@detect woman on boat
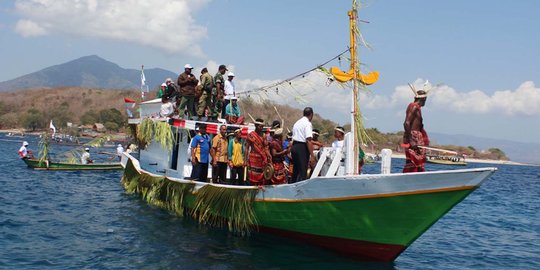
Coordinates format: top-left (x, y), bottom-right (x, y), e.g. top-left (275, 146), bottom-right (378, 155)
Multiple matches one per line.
top-left (269, 128), bottom-right (290, 185)
top-left (246, 118), bottom-right (271, 185)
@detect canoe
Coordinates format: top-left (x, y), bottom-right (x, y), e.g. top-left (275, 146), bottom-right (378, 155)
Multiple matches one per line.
top-left (427, 155), bottom-right (467, 166)
top-left (22, 158), bottom-right (122, 170)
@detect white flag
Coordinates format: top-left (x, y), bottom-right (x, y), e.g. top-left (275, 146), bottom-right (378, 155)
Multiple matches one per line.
top-left (49, 120), bottom-right (56, 136)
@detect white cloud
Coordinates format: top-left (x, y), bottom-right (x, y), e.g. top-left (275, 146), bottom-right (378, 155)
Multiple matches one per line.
top-left (14, 19), bottom-right (48, 37)
top-left (14, 0), bottom-right (209, 55)
top-left (359, 80), bottom-right (540, 116)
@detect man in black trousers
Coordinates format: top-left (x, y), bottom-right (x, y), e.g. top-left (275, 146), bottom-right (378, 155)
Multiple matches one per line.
top-left (290, 107), bottom-right (316, 183)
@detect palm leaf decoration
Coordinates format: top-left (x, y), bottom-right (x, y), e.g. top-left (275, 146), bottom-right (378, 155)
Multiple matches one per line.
top-left (121, 158), bottom-right (259, 234)
top-left (38, 132), bottom-right (50, 165)
top-left (153, 121), bottom-right (174, 150)
top-left (136, 118), bottom-right (154, 149)
top-left (190, 185), bottom-right (259, 235)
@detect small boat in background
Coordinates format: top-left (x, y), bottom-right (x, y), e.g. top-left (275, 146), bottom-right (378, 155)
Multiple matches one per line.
top-left (22, 158), bottom-right (122, 170)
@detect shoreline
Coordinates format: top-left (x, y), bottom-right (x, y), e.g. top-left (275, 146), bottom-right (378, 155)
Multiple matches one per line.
top-left (2, 130), bottom-right (537, 166)
top-left (388, 153), bottom-right (537, 166)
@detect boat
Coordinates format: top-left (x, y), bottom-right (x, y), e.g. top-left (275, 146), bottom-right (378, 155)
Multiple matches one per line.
top-left (118, 1), bottom-right (496, 261)
top-left (423, 146), bottom-right (467, 166)
top-left (22, 158), bottom-right (122, 170)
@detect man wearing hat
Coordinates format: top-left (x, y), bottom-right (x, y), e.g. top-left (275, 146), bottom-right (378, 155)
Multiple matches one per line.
top-left (18, 141), bottom-right (31, 159)
top-left (177, 64), bottom-right (199, 119)
top-left (81, 147), bottom-right (92, 164)
top-left (116, 144), bottom-right (124, 161)
top-left (211, 65), bottom-right (228, 120)
top-left (222, 72), bottom-right (236, 116)
top-left (246, 118), bottom-right (271, 185)
top-left (332, 126), bottom-right (346, 150)
top-left (224, 96), bottom-right (243, 124)
top-left (197, 67), bottom-right (214, 120)
top-left (402, 90), bottom-right (429, 173)
top-left (269, 128), bottom-right (290, 184)
top-left (164, 78), bottom-right (178, 101)
top-left (157, 83), bottom-right (166, 98)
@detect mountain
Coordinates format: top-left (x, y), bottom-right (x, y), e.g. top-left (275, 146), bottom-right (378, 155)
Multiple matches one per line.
top-left (0, 55), bottom-right (177, 92)
top-left (430, 132), bottom-right (540, 164)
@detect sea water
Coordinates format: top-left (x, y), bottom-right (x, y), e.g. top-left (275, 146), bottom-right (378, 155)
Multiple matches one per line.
top-left (1, 135), bottom-right (539, 269)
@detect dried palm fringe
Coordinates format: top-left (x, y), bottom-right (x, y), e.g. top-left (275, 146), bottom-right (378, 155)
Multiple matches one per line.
top-left (190, 185), bottom-right (259, 235)
top-left (121, 159), bottom-right (259, 235)
top-left (121, 159), bottom-right (194, 216)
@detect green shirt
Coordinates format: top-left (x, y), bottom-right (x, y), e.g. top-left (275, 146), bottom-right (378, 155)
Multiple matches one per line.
top-left (214, 72), bottom-right (224, 96)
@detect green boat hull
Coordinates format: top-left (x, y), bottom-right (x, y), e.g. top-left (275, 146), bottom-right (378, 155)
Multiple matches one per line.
top-left (121, 157), bottom-right (493, 261)
top-left (22, 158), bottom-right (122, 170)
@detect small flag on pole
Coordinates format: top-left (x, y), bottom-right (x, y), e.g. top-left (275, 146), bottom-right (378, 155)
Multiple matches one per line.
top-left (140, 65), bottom-right (148, 99)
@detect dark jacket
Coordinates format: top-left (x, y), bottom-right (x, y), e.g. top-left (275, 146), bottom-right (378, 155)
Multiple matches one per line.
top-left (177, 72), bottom-right (199, 96)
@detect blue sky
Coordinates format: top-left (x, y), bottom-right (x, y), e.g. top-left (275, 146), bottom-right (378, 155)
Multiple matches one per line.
top-left (1, 0), bottom-right (539, 143)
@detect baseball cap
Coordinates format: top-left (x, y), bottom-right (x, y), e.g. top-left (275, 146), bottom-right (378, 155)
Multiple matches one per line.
top-left (218, 64), bottom-right (228, 71)
top-left (84, 147), bottom-right (90, 151)
top-left (23, 141), bottom-right (29, 146)
top-left (227, 72), bottom-right (235, 77)
top-left (184, 64), bottom-right (193, 69)
top-left (161, 83), bottom-right (167, 87)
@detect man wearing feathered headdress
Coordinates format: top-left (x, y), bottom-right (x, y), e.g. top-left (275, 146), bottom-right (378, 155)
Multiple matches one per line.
top-left (402, 89), bottom-right (430, 173)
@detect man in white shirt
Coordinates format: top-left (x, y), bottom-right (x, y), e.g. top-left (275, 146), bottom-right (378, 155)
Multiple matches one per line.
top-left (160, 96), bottom-right (175, 117)
top-left (291, 107), bottom-right (316, 183)
top-left (116, 144), bottom-right (124, 161)
top-left (332, 126), bottom-right (345, 150)
top-left (222, 72), bottom-right (235, 116)
top-left (81, 148), bottom-right (92, 164)
top-left (18, 141), bottom-right (30, 159)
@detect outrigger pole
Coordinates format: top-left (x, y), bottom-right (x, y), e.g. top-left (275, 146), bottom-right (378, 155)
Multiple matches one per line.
top-left (347, 0), bottom-right (359, 174)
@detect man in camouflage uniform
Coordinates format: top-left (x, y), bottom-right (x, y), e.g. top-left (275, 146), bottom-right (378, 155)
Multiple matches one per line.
top-left (211, 65), bottom-right (228, 120)
top-left (197, 67), bottom-right (214, 119)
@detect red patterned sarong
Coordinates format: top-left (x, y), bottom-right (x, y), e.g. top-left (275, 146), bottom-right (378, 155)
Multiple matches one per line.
top-left (270, 140), bottom-right (287, 185)
top-left (247, 131), bottom-right (268, 185)
top-left (403, 129), bottom-right (429, 173)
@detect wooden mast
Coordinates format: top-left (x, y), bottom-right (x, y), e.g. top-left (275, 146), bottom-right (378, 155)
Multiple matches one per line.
top-left (348, 1), bottom-right (359, 174)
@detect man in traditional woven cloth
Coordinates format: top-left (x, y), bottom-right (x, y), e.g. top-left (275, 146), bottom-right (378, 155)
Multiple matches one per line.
top-left (246, 118), bottom-right (271, 185)
top-left (402, 90), bottom-right (430, 173)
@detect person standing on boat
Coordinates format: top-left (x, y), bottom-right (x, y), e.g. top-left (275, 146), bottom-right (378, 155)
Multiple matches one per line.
top-left (269, 128), bottom-right (290, 185)
top-left (291, 107), bottom-right (316, 183)
top-left (332, 126), bottom-right (345, 150)
top-left (210, 125), bottom-right (229, 184)
top-left (228, 129), bottom-right (246, 185)
top-left (164, 78), bottom-right (178, 101)
top-left (246, 118), bottom-right (271, 185)
top-left (191, 124), bottom-right (211, 182)
top-left (222, 72), bottom-right (236, 117)
top-left (197, 67), bottom-right (214, 120)
top-left (81, 148), bottom-right (92, 164)
top-left (157, 83), bottom-right (166, 98)
top-left (116, 144), bottom-right (124, 162)
top-left (311, 129), bottom-right (324, 151)
top-left (177, 64), bottom-right (199, 119)
top-left (402, 90), bottom-right (430, 173)
top-left (18, 141), bottom-right (31, 159)
top-left (211, 65), bottom-right (227, 120)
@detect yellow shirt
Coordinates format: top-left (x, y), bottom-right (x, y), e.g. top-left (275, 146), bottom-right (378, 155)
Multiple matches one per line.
top-left (231, 140), bottom-right (244, 167)
top-left (212, 134), bottom-right (229, 163)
